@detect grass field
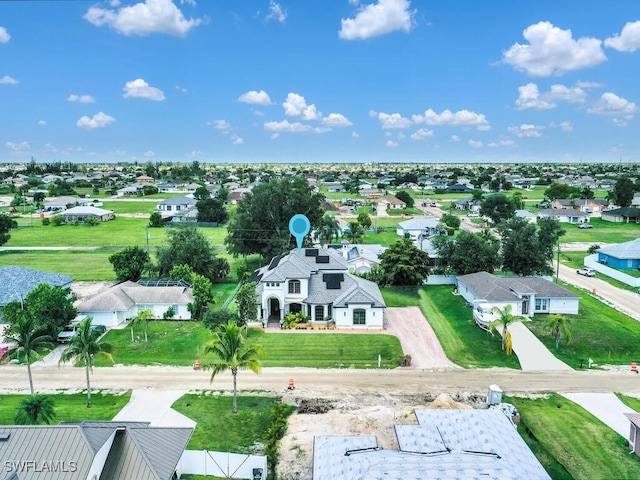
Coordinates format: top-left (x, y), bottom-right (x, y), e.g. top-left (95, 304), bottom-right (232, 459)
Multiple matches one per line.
top-left (0, 391), bottom-right (131, 424)
top-left (100, 200), bottom-right (158, 214)
top-left (507, 393), bottom-right (640, 480)
top-left (96, 321), bottom-right (403, 368)
top-left (561, 217), bottom-right (640, 243)
top-left (172, 394), bottom-right (293, 452)
top-left (0, 250), bottom-right (118, 280)
top-left (526, 282), bottom-right (640, 368)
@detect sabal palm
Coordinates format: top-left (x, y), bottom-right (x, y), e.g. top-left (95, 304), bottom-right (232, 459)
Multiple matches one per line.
top-left (15, 394), bottom-right (56, 425)
top-left (204, 321), bottom-right (265, 413)
top-left (1, 314), bottom-right (53, 396)
top-left (490, 305), bottom-right (525, 351)
top-left (546, 314), bottom-right (571, 350)
top-left (59, 317), bottom-right (114, 408)
top-left (129, 309), bottom-right (154, 342)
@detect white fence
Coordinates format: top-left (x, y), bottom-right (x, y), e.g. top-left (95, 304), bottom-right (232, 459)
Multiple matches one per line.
top-left (180, 450), bottom-right (267, 479)
top-left (584, 254), bottom-right (640, 287)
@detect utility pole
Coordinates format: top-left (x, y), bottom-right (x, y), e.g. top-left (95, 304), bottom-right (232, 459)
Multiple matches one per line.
top-left (555, 239), bottom-right (561, 283)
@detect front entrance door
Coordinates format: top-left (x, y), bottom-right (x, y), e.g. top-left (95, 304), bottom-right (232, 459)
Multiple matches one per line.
top-left (522, 297), bottom-right (529, 315)
top-left (269, 298), bottom-right (280, 318)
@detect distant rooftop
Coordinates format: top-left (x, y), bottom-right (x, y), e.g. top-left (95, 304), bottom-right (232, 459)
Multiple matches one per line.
top-left (0, 266), bottom-right (74, 307)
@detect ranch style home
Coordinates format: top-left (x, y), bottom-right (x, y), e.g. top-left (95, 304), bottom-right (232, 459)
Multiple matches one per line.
top-left (456, 272), bottom-right (580, 330)
top-left (252, 247), bottom-right (386, 328)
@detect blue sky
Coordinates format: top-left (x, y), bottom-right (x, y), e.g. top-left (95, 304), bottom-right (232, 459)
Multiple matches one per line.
top-left (1, 0), bottom-right (640, 165)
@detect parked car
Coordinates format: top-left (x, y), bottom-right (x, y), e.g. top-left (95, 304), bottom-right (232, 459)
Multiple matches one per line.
top-left (57, 323), bottom-right (78, 343)
top-left (468, 212), bottom-right (480, 218)
top-left (578, 223), bottom-right (593, 229)
top-left (576, 267), bottom-right (596, 277)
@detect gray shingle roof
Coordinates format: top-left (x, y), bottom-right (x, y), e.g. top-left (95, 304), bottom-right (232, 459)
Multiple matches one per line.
top-left (0, 267), bottom-right (74, 307)
top-left (398, 218), bottom-right (440, 230)
top-left (156, 196), bottom-right (196, 206)
top-left (457, 272), bottom-right (579, 302)
top-left (599, 238), bottom-right (640, 260)
top-left (77, 281), bottom-right (194, 313)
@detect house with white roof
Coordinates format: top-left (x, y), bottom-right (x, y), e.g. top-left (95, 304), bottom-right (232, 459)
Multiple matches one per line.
top-left (59, 206), bottom-right (114, 223)
top-left (396, 217), bottom-right (441, 239)
top-left (457, 272), bottom-right (580, 330)
top-left (379, 196), bottom-right (406, 210)
top-left (325, 241), bottom-right (386, 274)
top-left (252, 247), bottom-right (386, 328)
top-left (537, 208), bottom-right (589, 224)
top-left (313, 408), bottom-right (550, 480)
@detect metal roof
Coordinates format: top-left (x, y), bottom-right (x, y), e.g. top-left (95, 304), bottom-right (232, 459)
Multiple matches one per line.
top-left (599, 238), bottom-right (640, 260)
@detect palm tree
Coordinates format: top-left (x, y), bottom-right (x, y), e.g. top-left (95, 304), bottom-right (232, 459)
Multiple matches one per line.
top-left (345, 221), bottom-right (364, 244)
top-left (59, 317), bottom-right (114, 408)
top-left (129, 309), bottom-right (154, 342)
top-left (314, 214), bottom-right (340, 244)
top-left (546, 314), bottom-right (571, 350)
top-left (204, 321), bottom-right (265, 413)
top-left (15, 395), bottom-right (56, 425)
top-left (489, 305), bottom-right (525, 352)
top-left (1, 314), bottom-right (54, 396)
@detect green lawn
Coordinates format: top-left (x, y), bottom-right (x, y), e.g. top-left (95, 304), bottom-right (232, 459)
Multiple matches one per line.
top-left (6, 218), bottom-right (228, 248)
top-left (526, 282), bottom-right (640, 368)
top-left (561, 217), bottom-right (640, 243)
top-left (0, 391), bottom-right (131, 424)
top-left (507, 393), bottom-right (640, 480)
top-left (101, 200), bottom-right (158, 214)
top-left (396, 285), bottom-right (521, 369)
top-left (172, 394), bottom-right (293, 452)
top-left (616, 393), bottom-right (640, 411)
top-left (97, 321), bottom-right (403, 368)
top-left (0, 250), bottom-right (118, 280)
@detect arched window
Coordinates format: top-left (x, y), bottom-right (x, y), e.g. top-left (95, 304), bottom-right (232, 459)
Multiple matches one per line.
top-left (353, 309), bottom-right (366, 325)
top-left (288, 280), bottom-right (301, 294)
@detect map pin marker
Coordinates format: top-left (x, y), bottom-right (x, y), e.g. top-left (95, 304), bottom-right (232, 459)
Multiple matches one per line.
top-left (289, 214), bottom-right (310, 253)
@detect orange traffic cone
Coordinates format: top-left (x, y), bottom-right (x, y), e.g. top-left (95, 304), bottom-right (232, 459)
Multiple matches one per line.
top-left (288, 378), bottom-right (295, 390)
top-left (194, 359), bottom-right (201, 370)
top-left (632, 362), bottom-right (637, 373)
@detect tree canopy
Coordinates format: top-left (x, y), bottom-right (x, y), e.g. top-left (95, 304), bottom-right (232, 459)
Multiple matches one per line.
top-left (394, 190), bottom-right (414, 208)
top-left (225, 176), bottom-right (325, 260)
top-left (432, 230), bottom-right (500, 275)
top-left (109, 246), bottom-right (150, 282)
top-left (480, 194), bottom-right (515, 224)
top-left (196, 197), bottom-right (228, 224)
top-left (378, 237), bottom-right (430, 286)
top-left (0, 214), bottom-right (12, 246)
top-left (609, 178), bottom-right (636, 207)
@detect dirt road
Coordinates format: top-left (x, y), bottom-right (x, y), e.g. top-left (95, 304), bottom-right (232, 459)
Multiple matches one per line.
top-left (557, 262), bottom-right (640, 321)
top-left (2, 363), bottom-right (640, 397)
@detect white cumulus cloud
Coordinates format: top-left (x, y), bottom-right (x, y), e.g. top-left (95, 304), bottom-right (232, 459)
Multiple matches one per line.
top-left (413, 109), bottom-right (490, 130)
top-left (502, 21), bottom-right (606, 76)
top-left (238, 90), bottom-right (272, 105)
top-left (282, 93), bottom-right (321, 120)
top-left (38, 120), bottom-right (47, 126)
top-left (76, 112), bottom-right (116, 130)
top-left (605, 21), bottom-right (640, 52)
top-left (0, 75), bottom-right (18, 84)
top-left (587, 92), bottom-right (637, 119)
top-left (0, 27), bottom-right (10, 43)
top-left (339, 0), bottom-right (416, 40)
top-left (144, 150), bottom-right (155, 157)
top-left (123, 78), bottom-right (165, 101)
top-left (322, 113), bottom-right (353, 127)
top-left (67, 94), bottom-right (96, 103)
top-left (264, 120), bottom-right (312, 133)
top-left (5, 141), bottom-right (30, 153)
top-left (265, 1), bottom-right (287, 23)
top-left (231, 135), bottom-right (244, 145)
top-left (377, 112), bottom-right (411, 129)
top-left (468, 140), bottom-right (483, 149)
top-left (516, 83), bottom-right (555, 110)
top-left (386, 140), bottom-right (399, 148)
top-left (83, 0), bottom-right (202, 37)
top-left (508, 124), bottom-right (544, 138)
top-left (208, 119), bottom-right (232, 133)
top-left (410, 128), bottom-right (433, 140)
top-left (549, 121), bottom-right (573, 132)
top-left (516, 83), bottom-right (587, 110)
top-left (488, 140), bottom-right (517, 148)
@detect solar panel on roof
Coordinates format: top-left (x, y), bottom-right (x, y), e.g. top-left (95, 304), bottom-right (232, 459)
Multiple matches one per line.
top-left (316, 255), bottom-right (330, 263)
top-left (305, 249), bottom-right (319, 257)
top-left (269, 254), bottom-right (284, 270)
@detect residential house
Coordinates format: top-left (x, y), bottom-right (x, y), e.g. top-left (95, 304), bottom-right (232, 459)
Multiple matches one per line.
top-left (446, 183), bottom-right (474, 194)
top-left (632, 193), bottom-right (640, 207)
top-left (514, 209), bottom-right (538, 224)
top-left (396, 218), bottom-right (441, 239)
top-left (227, 188), bottom-right (250, 204)
top-left (537, 208), bottom-right (589, 224)
top-left (0, 421), bottom-right (193, 480)
top-left (182, 183), bottom-right (202, 193)
top-left (454, 196), bottom-right (479, 211)
top-left (456, 272), bottom-right (580, 330)
top-left (359, 188), bottom-right (384, 198)
top-left (601, 207), bottom-right (640, 224)
top-left (379, 196), bottom-right (406, 210)
top-left (157, 182), bottom-right (177, 193)
top-left (60, 206), bottom-right (114, 223)
top-left (252, 247), bottom-right (386, 328)
top-left (325, 182), bottom-right (345, 193)
top-left (0, 267), bottom-right (73, 319)
top-left (552, 198), bottom-right (609, 215)
top-left (135, 174), bottom-right (155, 184)
top-left (313, 408), bottom-right (550, 480)
top-left (43, 196), bottom-right (77, 211)
top-left (116, 184), bottom-right (142, 196)
top-left (624, 413), bottom-right (640, 457)
top-left (326, 241), bottom-right (386, 274)
top-left (156, 196), bottom-right (196, 215)
top-left (76, 280), bottom-right (194, 327)
top-left (597, 239), bottom-right (640, 270)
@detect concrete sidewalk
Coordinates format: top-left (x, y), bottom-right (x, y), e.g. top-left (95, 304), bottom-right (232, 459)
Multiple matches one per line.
top-left (508, 322), bottom-right (573, 371)
top-left (113, 389), bottom-right (196, 428)
top-left (563, 392), bottom-right (635, 438)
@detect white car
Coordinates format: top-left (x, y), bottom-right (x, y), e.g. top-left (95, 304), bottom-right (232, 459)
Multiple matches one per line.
top-left (576, 268), bottom-right (596, 277)
top-left (468, 212), bottom-right (480, 218)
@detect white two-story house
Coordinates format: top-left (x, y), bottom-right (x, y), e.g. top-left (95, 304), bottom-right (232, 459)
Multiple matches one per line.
top-left (253, 247), bottom-right (386, 328)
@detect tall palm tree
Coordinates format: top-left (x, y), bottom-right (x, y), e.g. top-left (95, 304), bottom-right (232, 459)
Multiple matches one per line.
top-left (129, 309), bottom-right (154, 342)
top-left (546, 314), bottom-right (571, 350)
top-left (204, 321), bottom-right (265, 413)
top-left (1, 314), bottom-right (54, 396)
top-left (345, 221), bottom-right (364, 244)
top-left (314, 214), bottom-right (340, 244)
top-left (59, 317), bottom-right (114, 408)
top-left (15, 395), bottom-right (56, 425)
top-left (489, 305), bottom-right (525, 352)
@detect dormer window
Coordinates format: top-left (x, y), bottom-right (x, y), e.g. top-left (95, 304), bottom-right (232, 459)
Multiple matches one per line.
top-left (288, 280), bottom-right (301, 294)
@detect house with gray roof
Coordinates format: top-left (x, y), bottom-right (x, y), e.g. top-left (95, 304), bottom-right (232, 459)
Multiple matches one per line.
top-left (253, 247), bottom-right (385, 328)
top-left (537, 207), bottom-right (588, 224)
top-left (597, 238), bottom-right (640, 270)
top-left (0, 267), bottom-right (74, 319)
top-left (457, 271), bottom-right (580, 330)
top-left (313, 407), bottom-right (550, 480)
top-left (325, 242), bottom-right (386, 274)
top-left (396, 217), bottom-right (441, 239)
top-left (601, 207), bottom-right (640, 224)
top-left (0, 421), bottom-right (193, 480)
top-left (76, 281), bottom-right (194, 327)
top-left (59, 206), bottom-right (114, 223)
top-left (156, 196), bottom-right (196, 214)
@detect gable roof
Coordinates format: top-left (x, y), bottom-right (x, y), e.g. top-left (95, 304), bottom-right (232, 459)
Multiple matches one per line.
top-left (60, 206), bottom-right (114, 216)
top-left (598, 238), bottom-right (640, 260)
top-left (156, 196), bottom-right (196, 206)
top-left (538, 208), bottom-right (588, 217)
top-left (457, 271), bottom-right (579, 302)
top-left (77, 281), bottom-right (194, 313)
top-left (603, 207), bottom-right (640, 218)
top-left (397, 217), bottom-right (440, 230)
top-left (0, 267), bottom-right (74, 307)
